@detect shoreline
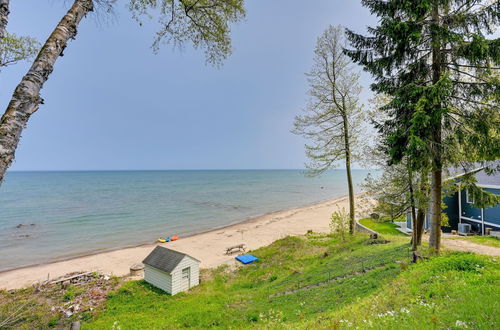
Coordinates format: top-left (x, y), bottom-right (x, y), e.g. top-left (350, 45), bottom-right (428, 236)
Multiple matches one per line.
top-left (0, 193), bottom-right (369, 290)
top-left (0, 194), bottom-right (350, 273)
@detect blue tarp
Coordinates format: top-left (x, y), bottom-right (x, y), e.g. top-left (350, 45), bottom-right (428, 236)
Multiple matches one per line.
top-left (235, 254), bottom-right (259, 264)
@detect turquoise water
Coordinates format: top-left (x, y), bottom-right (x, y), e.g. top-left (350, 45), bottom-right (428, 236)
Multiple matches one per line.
top-left (0, 170), bottom-right (371, 271)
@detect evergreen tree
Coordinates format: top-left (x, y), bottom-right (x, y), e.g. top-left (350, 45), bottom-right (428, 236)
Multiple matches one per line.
top-left (346, 0), bottom-right (499, 253)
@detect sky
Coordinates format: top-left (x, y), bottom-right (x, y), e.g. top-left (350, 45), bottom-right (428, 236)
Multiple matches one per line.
top-left (1, 0), bottom-right (377, 171)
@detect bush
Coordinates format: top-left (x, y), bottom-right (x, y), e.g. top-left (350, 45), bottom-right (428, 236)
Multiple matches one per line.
top-left (330, 208), bottom-right (349, 241)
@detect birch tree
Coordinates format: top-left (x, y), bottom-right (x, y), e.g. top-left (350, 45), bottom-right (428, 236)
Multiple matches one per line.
top-left (0, 0), bottom-right (8, 41)
top-left (293, 25), bottom-right (364, 235)
top-left (0, 0), bottom-right (245, 183)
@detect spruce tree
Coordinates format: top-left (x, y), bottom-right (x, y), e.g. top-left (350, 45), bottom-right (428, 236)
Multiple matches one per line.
top-left (346, 0), bottom-right (499, 253)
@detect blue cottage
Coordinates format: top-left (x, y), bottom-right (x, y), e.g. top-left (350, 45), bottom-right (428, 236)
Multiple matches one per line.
top-left (407, 166), bottom-right (500, 235)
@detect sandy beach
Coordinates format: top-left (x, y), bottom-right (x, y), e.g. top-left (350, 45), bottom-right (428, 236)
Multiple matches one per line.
top-left (0, 194), bottom-right (369, 290)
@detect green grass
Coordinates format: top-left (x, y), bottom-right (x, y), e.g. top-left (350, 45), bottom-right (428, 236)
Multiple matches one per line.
top-left (359, 217), bottom-right (407, 236)
top-left (299, 252), bottom-right (500, 329)
top-left (6, 232), bottom-right (498, 329)
top-left (445, 235), bottom-right (500, 248)
top-left (84, 234), bottom-right (411, 329)
top-left (84, 232), bottom-right (499, 329)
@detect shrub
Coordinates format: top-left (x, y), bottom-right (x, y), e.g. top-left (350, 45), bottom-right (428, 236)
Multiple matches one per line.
top-left (330, 208), bottom-right (349, 241)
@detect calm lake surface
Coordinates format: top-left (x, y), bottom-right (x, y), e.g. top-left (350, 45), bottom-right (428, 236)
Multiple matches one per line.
top-left (0, 170), bottom-right (373, 271)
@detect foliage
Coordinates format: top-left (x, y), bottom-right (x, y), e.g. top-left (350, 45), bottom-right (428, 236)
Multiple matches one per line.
top-left (329, 207), bottom-right (349, 241)
top-left (346, 0), bottom-right (500, 250)
top-left (346, 0), bottom-right (499, 170)
top-left (292, 25), bottom-right (364, 176)
top-left (0, 32), bottom-right (39, 69)
top-left (128, 0), bottom-right (245, 66)
top-left (359, 217), bottom-right (407, 236)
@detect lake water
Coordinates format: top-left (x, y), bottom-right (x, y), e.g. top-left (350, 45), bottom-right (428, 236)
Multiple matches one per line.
top-left (0, 170), bottom-right (372, 271)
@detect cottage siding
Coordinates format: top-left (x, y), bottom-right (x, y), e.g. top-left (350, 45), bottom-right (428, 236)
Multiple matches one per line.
top-left (170, 256), bottom-right (200, 295)
top-left (144, 265), bottom-right (172, 293)
top-left (459, 187), bottom-right (500, 231)
top-left (483, 188), bottom-right (500, 228)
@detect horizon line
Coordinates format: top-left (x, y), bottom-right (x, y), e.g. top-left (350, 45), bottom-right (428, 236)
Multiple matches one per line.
top-left (7, 168), bottom-right (375, 172)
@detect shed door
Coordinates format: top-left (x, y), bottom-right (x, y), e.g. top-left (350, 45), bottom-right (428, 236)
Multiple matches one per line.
top-left (181, 267), bottom-right (191, 291)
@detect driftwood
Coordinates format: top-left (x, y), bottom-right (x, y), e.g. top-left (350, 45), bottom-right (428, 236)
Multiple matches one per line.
top-left (50, 271), bottom-right (94, 285)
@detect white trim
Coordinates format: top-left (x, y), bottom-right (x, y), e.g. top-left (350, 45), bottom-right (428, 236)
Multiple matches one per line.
top-left (460, 216), bottom-right (500, 228)
top-left (477, 184), bottom-right (500, 189)
top-left (481, 208), bottom-right (485, 235)
top-left (458, 187), bottom-right (462, 224)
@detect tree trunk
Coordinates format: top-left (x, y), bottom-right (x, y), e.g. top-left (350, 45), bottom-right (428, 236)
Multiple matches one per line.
top-left (342, 110), bottom-right (355, 235)
top-left (0, 0), bottom-right (9, 40)
top-left (0, 0), bottom-right (93, 183)
top-left (428, 2), bottom-right (443, 253)
top-left (429, 168), bottom-right (442, 251)
top-left (408, 167), bottom-right (418, 251)
top-left (415, 208), bottom-right (425, 246)
top-left (415, 170), bottom-right (428, 247)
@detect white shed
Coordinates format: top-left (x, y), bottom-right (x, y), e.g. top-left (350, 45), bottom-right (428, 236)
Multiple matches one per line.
top-left (142, 246), bottom-right (200, 295)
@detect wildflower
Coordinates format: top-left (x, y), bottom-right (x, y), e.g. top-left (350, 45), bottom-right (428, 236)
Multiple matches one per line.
top-left (455, 320), bottom-right (468, 328)
top-left (400, 307), bottom-right (410, 314)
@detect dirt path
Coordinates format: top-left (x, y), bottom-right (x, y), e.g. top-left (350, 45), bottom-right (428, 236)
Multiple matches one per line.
top-left (441, 238), bottom-right (500, 257)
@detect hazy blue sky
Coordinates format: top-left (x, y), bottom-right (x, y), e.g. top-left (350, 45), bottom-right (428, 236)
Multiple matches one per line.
top-left (2, 1), bottom-right (376, 171)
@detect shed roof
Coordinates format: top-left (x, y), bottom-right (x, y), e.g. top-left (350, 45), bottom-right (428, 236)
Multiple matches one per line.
top-left (143, 246), bottom-right (200, 273)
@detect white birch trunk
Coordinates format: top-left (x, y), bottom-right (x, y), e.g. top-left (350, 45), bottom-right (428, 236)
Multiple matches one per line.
top-left (0, 0), bottom-right (93, 183)
top-left (0, 0), bottom-right (8, 40)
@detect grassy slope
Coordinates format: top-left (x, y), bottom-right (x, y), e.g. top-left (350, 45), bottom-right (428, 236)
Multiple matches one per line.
top-left (444, 235), bottom-right (500, 248)
top-left (84, 233), bottom-right (500, 329)
top-left (359, 218), bottom-right (407, 236)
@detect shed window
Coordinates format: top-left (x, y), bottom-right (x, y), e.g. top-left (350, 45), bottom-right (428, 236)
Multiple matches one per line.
top-left (182, 267), bottom-right (190, 279)
top-left (466, 189), bottom-right (474, 204)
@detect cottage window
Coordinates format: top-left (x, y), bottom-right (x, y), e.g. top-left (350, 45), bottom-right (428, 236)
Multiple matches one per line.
top-left (466, 189), bottom-right (474, 204)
